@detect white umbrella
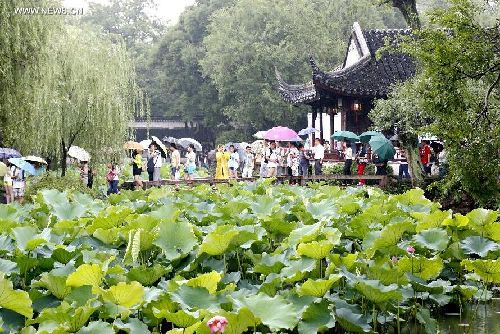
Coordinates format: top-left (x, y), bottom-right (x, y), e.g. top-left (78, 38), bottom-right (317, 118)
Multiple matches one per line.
top-left (253, 131), bottom-right (267, 139)
top-left (23, 155), bottom-right (48, 165)
top-left (139, 139), bottom-right (152, 150)
top-left (68, 146), bottom-right (90, 162)
top-left (151, 136), bottom-right (168, 158)
top-left (177, 138), bottom-right (202, 151)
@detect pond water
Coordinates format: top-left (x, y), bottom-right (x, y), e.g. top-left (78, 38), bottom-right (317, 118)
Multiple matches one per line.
top-left (438, 299), bottom-right (500, 334)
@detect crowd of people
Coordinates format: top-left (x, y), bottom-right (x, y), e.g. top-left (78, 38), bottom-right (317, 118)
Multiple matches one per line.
top-left (4, 137), bottom-right (446, 200)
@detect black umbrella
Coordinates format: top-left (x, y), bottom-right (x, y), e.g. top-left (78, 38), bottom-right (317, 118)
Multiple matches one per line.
top-left (430, 141), bottom-right (444, 152)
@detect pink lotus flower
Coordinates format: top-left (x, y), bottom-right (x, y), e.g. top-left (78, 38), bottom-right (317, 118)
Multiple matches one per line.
top-left (406, 245), bottom-right (415, 254)
top-left (391, 256), bottom-right (398, 263)
top-left (207, 316), bottom-right (228, 334)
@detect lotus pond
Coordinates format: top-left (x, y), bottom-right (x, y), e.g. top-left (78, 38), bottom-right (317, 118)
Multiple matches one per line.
top-left (0, 180), bottom-right (498, 333)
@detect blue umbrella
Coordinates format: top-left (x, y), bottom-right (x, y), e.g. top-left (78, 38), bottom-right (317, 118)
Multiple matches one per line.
top-left (298, 127), bottom-right (319, 136)
top-left (7, 158), bottom-right (36, 175)
top-left (0, 148), bottom-right (21, 160)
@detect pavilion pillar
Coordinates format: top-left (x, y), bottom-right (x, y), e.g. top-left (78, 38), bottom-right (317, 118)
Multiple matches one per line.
top-left (330, 107), bottom-right (335, 147)
top-left (311, 107), bottom-right (318, 143)
top-left (319, 106), bottom-right (324, 142)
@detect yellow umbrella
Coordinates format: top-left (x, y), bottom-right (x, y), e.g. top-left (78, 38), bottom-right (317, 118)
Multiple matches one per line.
top-left (123, 141), bottom-right (144, 151)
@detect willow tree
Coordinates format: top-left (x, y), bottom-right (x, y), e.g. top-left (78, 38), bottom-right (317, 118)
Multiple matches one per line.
top-left (0, 0), bottom-right (53, 146)
top-left (4, 24), bottom-right (140, 175)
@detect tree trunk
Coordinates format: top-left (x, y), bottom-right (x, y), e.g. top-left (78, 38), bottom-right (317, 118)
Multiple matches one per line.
top-left (384, 0), bottom-right (421, 29)
top-left (400, 133), bottom-right (424, 185)
top-left (61, 140), bottom-right (68, 177)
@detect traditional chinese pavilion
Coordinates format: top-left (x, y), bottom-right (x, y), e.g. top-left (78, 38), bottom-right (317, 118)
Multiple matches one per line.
top-left (276, 22), bottom-right (415, 141)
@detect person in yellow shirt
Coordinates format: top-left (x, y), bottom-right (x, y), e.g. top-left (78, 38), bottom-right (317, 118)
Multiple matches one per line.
top-left (132, 149), bottom-right (143, 190)
top-left (215, 145), bottom-right (230, 179)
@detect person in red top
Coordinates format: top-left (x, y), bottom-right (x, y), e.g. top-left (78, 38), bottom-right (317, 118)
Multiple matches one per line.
top-left (419, 140), bottom-right (431, 175)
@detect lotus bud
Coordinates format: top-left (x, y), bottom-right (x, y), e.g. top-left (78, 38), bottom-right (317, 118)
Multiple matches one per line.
top-left (207, 315), bottom-right (228, 334)
top-left (406, 245), bottom-right (415, 254)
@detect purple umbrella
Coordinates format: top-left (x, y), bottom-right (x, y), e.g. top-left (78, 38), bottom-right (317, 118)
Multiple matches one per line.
top-left (0, 148), bottom-right (21, 160)
top-left (264, 127), bottom-right (301, 142)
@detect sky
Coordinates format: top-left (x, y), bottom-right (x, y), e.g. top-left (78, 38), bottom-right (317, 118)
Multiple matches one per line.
top-left (63, 0), bottom-right (196, 24)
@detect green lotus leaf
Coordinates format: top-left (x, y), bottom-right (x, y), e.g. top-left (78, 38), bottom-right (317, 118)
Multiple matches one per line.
top-left (65, 285), bottom-right (94, 307)
top-left (354, 279), bottom-right (402, 304)
top-left (0, 274), bottom-right (33, 318)
top-left (33, 301), bottom-right (95, 332)
top-left (253, 253), bottom-right (288, 275)
top-left (407, 275), bottom-right (446, 294)
top-left (150, 203), bottom-right (181, 222)
top-left (251, 196), bottom-right (277, 218)
top-left (33, 273), bottom-right (71, 299)
top-left (416, 308), bottom-right (437, 334)
top-left (298, 300), bottom-right (335, 334)
top-left (335, 306), bottom-right (372, 333)
top-left (456, 285), bottom-right (478, 300)
top-left (467, 208), bottom-right (498, 228)
top-left (286, 223), bottom-right (322, 246)
top-left (366, 264), bottom-right (408, 285)
top-left (460, 236), bottom-right (499, 257)
top-left (186, 271), bottom-right (222, 294)
top-left (93, 227), bottom-right (120, 245)
top-left (154, 220), bottom-right (198, 261)
top-left (87, 206), bottom-right (133, 234)
top-left (76, 320), bottom-right (114, 334)
top-left (442, 213), bottom-right (469, 228)
top-left (412, 210), bottom-right (451, 232)
top-left (485, 223), bottom-right (500, 242)
top-left (153, 308), bottom-right (199, 328)
top-left (113, 318), bottom-right (150, 334)
top-left (222, 308), bottom-right (257, 334)
top-left (329, 253), bottom-right (358, 270)
top-left (297, 275), bottom-right (342, 297)
top-left (280, 258), bottom-right (317, 283)
top-left (127, 264), bottom-right (169, 286)
top-left (51, 248), bottom-right (79, 264)
top-left (241, 293), bottom-right (299, 331)
top-left (232, 225), bottom-right (264, 249)
top-left (462, 259), bottom-right (500, 283)
top-left (0, 259), bottom-right (18, 275)
top-left (53, 202), bottom-right (87, 221)
top-left (170, 285), bottom-right (222, 312)
top-left (101, 281), bottom-right (144, 308)
top-left (66, 264), bottom-right (103, 293)
top-left (11, 226), bottom-right (49, 251)
top-left (39, 189), bottom-right (69, 208)
top-left (297, 240), bottom-right (333, 259)
top-left (365, 220), bottom-right (414, 256)
top-left (261, 214), bottom-right (297, 236)
top-left (199, 225), bottom-right (239, 256)
top-left (413, 228), bottom-right (449, 252)
top-left (306, 200), bottom-right (340, 221)
top-left (397, 256), bottom-right (443, 280)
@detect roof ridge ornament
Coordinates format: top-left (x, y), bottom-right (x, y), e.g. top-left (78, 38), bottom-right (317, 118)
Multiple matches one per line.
top-left (308, 55), bottom-right (321, 74)
top-left (352, 22), bottom-right (371, 58)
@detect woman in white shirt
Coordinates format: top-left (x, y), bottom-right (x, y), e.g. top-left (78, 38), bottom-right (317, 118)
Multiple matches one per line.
top-left (228, 145), bottom-right (240, 178)
top-left (3, 163), bottom-right (14, 204)
top-left (343, 142), bottom-right (353, 175)
top-left (184, 144), bottom-right (197, 182)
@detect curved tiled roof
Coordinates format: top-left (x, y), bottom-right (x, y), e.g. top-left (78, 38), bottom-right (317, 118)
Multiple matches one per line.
top-left (276, 23), bottom-right (416, 103)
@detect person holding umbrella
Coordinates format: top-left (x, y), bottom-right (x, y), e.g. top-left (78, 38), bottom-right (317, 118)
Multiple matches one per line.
top-left (355, 143), bottom-right (368, 185)
top-left (131, 149), bottom-right (143, 190)
top-left (312, 138), bottom-right (325, 176)
top-left (11, 164), bottom-right (25, 202)
top-left (343, 141), bottom-right (353, 175)
top-left (3, 161), bottom-right (14, 203)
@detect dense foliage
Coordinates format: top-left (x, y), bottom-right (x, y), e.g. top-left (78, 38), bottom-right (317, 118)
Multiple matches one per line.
top-left (0, 1), bottom-right (140, 172)
top-left (0, 182), bottom-right (498, 333)
top-left (371, 0), bottom-right (500, 208)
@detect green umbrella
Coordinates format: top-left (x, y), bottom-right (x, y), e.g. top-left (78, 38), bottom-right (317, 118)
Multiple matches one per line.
top-left (359, 131), bottom-right (384, 143)
top-left (331, 130), bottom-right (359, 142)
top-left (369, 136), bottom-right (396, 161)
top-left (0, 162), bottom-right (6, 177)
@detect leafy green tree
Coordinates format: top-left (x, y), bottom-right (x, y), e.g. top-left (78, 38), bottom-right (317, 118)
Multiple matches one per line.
top-left (0, 0), bottom-right (54, 146)
top-left (371, 0), bottom-right (500, 207)
top-left (3, 24), bottom-right (139, 175)
top-left (378, 0), bottom-right (421, 28)
top-left (201, 0), bottom-right (405, 137)
top-left (149, 0), bottom-right (235, 143)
